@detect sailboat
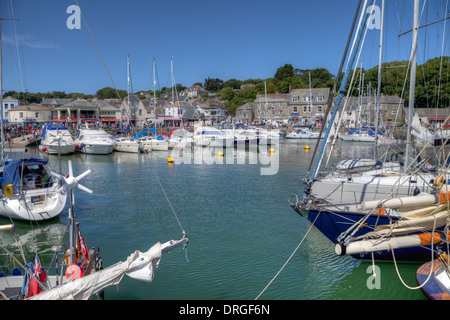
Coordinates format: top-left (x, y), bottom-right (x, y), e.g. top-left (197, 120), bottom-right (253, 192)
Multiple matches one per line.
top-left (335, 181), bottom-right (450, 299)
top-left (113, 55), bottom-right (139, 154)
top-left (289, 0), bottom-right (448, 261)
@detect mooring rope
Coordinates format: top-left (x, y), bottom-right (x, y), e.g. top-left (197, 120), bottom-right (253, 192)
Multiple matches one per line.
top-left (255, 212), bottom-right (320, 300)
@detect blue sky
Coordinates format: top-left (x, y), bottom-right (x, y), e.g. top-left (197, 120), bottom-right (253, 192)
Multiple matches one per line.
top-left (1, 0), bottom-right (449, 95)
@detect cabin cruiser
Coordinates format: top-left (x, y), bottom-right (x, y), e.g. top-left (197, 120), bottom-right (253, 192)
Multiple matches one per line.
top-left (73, 121), bottom-right (115, 155)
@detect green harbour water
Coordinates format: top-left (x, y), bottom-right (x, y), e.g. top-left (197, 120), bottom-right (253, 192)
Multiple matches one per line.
top-left (0, 141), bottom-right (428, 300)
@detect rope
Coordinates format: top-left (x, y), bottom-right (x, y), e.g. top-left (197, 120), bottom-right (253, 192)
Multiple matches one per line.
top-left (255, 212), bottom-right (320, 300)
top-left (147, 154), bottom-right (186, 236)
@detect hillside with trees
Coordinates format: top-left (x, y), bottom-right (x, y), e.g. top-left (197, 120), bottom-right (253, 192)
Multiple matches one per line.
top-left (3, 56), bottom-right (448, 116)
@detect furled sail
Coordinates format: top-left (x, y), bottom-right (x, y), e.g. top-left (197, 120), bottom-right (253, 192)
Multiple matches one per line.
top-left (29, 237), bottom-right (187, 300)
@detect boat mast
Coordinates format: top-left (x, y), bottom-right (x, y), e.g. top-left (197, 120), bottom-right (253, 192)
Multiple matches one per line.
top-left (0, 4), bottom-right (4, 161)
top-left (309, 0), bottom-right (374, 182)
top-left (405, 0), bottom-right (419, 169)
top-left (308, 72), bottom-right (312, 129)
top-left (373, 0), bottom-right (385, 158)
top-left (153, 58), bottom-right (156, 126)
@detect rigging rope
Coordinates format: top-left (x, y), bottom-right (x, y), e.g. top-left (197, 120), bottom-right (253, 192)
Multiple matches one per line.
top-left (255, 213), bottom-right (320, 300)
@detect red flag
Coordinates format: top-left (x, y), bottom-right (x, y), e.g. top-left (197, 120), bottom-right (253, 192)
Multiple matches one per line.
top-left (77, 224), bottom-right (90, 265)
top-left (27, 255), bottom-right (47, 298)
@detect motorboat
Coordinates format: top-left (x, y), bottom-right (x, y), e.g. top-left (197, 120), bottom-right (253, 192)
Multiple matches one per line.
top-left (286, 128), bottom-right (321, 140)
top-left (114, 136), bottom-right (139, 153)
top-left (193, 126), bottom-right (233, 148)
top-left (73, 121), bottom-right (115, 155)
top-left (39, 123), bottom-right (76, 155)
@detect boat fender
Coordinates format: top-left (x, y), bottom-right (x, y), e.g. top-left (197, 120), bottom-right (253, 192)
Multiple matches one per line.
top-left (65, 264), bottom-right (83, 281)
top-left (434, 176), bottom-right (444, 187)
top-left (167, 157), bottom-right (174, 163)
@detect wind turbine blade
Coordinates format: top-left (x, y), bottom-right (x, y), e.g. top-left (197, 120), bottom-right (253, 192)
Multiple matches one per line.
top-left (50, 171), bottom-right (64, 180)
top-left (68, 160), bottom-right (73, 178)
top-left (75, 169), bottom-right (91, 181)
top-left (77, 184), bottom-right (93, 194)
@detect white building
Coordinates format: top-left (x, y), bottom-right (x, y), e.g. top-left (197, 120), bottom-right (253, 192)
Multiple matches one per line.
top-left (2, 96), bottom-right (19, 122)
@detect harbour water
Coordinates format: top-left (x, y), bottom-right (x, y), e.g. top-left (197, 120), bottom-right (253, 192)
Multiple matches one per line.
top-left (0, 140), bottom-right (427, 300)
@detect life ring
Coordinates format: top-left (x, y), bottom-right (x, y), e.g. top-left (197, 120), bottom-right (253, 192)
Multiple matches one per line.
top-left (65, 264), bottom-right (83, 280)
top-left (434, 175), bottom-right (445, 187)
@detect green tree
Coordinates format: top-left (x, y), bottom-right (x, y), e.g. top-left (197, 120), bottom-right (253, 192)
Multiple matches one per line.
top-left (204, 77), bottom-right (224, 92)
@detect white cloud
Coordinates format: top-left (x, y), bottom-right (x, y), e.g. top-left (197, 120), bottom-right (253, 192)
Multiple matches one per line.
top-left (3, 34), bottom-right (60, 49)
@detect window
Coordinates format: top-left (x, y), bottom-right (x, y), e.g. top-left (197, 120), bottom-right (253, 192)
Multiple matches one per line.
top-left (292, 96), bottom-right (298, 102)
top-left (19, 112), bottom-right (23, 118)
top-left (317, 106), bottom-right (322, 113)
top-left (279, 110), bottom-right (283, 115)
top-left (392, 109), bottom-right (398, 115)
top-left (139, 109), bottom-right (142, 116)
top-left (317, 96), bottom-right (324, 102)
top-left (293, 107), bottom-right (298, 112)
top-left (35, 112), bottom-right (39, 118)
top-left (303, 106), bottom-right (312, 112)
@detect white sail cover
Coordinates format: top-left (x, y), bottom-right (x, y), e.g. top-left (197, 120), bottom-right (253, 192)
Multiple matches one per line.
top-left (29, 242), bottom-right (162, 300)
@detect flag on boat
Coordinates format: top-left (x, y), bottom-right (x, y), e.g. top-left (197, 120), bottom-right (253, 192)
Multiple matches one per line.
top-left (27, 255), bottom-right (47, 298)
top-left (77, 224), bottom-right (90, 265)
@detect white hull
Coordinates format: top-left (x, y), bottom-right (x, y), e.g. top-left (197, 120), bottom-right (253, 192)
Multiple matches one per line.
top-left (151, 140), bottom-right (169, 151)
top-left (339, 133), bottom-right (375, 142)
top-left (0, 187), bottom-right (67, 221)
top-left (39, 144), bottom-right (76, 155)
top-left (114, 139), bottom-right (139, 153)
top-left (286, 131), bottom-right (321, 139)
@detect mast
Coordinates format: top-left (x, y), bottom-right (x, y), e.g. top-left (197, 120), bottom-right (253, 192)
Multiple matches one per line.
top-left (153, 58), bottom-right (156, 127)
top-left (0, 3), bottom-right (4, 160)
top-left (405, 0), bottom-right (419, 169)
top-left (308, 72), bottom-right (312, 129)
top-left (127, 55), bottom-right (130, 128)
top-left (374, 0), bottom-right (385, 158)
top-left (309, 0), bottom-right (374, 182)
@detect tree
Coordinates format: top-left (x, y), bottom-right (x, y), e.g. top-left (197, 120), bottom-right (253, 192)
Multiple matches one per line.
top-left (204, 77), bottom-right (224, 92)
top-left (96, 87), bottom-right (126, 99)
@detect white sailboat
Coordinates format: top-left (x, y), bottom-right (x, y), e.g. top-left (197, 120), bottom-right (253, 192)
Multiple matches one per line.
top-left (113, 55), bottom-right (139, 154)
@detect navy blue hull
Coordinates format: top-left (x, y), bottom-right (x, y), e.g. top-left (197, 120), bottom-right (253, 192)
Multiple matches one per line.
top-left (306, 209), bottom-right (437, 262)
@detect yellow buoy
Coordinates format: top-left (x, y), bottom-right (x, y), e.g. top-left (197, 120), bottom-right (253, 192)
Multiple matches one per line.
top-left (304, 145), bottom-right (310, 151)
top-left (269, 148), bottom-right (275, 153)
top-left (217, 151), bottom-right (224, 157)
top-left (167, 157), bottom-right (174, 163)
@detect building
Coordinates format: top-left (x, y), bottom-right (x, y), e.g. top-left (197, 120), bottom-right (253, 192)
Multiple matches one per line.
top-left (289, 88), bottom-right (330, 126)
top-left (53, 99), bottom-right (99, 123)
top-left (252, 93), bottom-right (291, 123)
top-left (194, 101), bottom-right (231, 124)
top-left (8, 104), bottom-right (52, 123)
top-left (182, 85), bottom-right (209, 98)
top-left (2, 96), bottom-right (20, 122)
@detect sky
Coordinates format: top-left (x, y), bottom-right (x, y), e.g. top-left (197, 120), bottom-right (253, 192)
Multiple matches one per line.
top-left (0, 0), bottom-right (449, 95)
